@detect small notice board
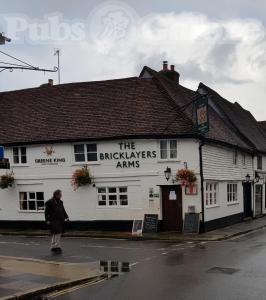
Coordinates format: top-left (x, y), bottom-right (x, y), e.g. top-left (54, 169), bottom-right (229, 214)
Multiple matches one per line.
top-left (143, 214), bottom-right (158, 233)
top-left (183, 213), bottom-right (200, 233)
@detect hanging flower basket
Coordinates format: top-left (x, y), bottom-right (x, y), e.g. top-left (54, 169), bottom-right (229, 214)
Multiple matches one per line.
top-left (0, 172), bottom-right (15, 189)
top-left (71, 166), bottom-right (92, 191)
top-left (176, 168), bottom-right (197, 187)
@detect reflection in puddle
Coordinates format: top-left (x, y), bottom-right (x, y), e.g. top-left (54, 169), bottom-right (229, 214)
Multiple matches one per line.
top-left (100, 261), bottom-right (130, 278)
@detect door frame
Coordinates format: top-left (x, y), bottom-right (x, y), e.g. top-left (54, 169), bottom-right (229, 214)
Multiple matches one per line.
top-left (160, 185), bottom-right (183, 231)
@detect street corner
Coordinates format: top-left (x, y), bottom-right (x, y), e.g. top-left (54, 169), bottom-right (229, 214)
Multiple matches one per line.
top-left (0, 255), bottom-right (104, 300)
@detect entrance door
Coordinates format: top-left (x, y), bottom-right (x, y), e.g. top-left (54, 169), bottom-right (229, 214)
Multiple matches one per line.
top-left (255, 184), bottom-right (263, 217)
top-left (161, 186), bottom-right (182, 231)
top-left (243, 182), bottom-right (252, 218)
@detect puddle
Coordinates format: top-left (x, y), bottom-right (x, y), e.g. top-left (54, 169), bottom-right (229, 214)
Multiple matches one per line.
top-left (100, 260), bottom-right (130, 278)
top-left (206, 266), bottom-right (240, 275)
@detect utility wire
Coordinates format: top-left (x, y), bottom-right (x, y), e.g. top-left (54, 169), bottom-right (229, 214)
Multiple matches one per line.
top-left (0, 50), bottom-right (35, 68)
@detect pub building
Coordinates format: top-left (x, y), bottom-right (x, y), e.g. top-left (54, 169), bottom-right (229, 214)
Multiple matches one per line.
top-left (0, 61), bottom-right (265, 232)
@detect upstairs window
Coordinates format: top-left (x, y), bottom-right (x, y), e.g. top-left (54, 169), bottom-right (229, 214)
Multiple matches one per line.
top-left (242, 153), bottom-right (246, 166)
top-left (159, 140), bottom-right (177, 160)
top-left (13, 147), bottom-right (27, 164)
top-left (74, 143), bottom-right (97, 162)
top-left (257, 155), bottom-right (262, 170)
top-left (233, 150), bottom-right (238, 165)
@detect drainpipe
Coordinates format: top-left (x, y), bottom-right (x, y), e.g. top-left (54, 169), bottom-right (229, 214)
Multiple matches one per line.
top-left (199, 137), bottom-right (205, 232)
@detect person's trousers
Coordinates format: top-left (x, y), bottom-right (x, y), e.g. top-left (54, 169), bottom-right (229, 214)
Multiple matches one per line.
top-left (51, 233), bottom-right (62, 249)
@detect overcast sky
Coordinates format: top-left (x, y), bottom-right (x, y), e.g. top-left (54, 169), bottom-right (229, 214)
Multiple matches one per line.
top-left (0, 0), bottom-right (266, 120)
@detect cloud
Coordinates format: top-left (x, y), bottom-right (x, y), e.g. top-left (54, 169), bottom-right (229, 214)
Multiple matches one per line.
top-left (1, 10), bottom-right (266, 119)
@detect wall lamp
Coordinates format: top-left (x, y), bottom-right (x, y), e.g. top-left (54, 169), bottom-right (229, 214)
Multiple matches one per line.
top-left (245, 172), bottom-right (260, 183)
top-left (164, 166), bottom-right (172, 181)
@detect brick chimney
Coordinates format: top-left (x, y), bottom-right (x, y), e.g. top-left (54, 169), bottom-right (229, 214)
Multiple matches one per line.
top-left (48, 79), bottom-right (53, 86)
top-left (159, 61), bottom-right (180, 84)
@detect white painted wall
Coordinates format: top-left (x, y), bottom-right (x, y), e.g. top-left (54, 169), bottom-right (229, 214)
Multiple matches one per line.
top-left (0, 139), bottom-right (201, 221)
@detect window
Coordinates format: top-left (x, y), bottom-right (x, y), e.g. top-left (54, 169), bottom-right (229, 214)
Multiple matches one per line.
top-left (159, 140), bottom-right (177, 160)
top-left (19, 192), bottom-right (44, 211)
top-left (74, 143), bottom-right (97, 162)
top-left (205, 182), bottom-right (218, 206)
top-left (257, 155), bottom-right (262, 170)
top-left (97, 187), bottom-right (128, 207)
top-left (242, 153), bottom-right (246, 166)
top-left (233, 150), bottom-right (238, 165)
top-left (227, 184), bottom-right (238, 203)
top-left (13, 147), bottom-right (27, 164)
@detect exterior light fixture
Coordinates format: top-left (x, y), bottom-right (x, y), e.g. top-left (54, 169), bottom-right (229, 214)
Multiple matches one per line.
top-left (255, 171), bottom-right (260, 183)
top-left (164, 166), bottom-right (171, 181)
top-left (245, 173), bottom-right (251, 183)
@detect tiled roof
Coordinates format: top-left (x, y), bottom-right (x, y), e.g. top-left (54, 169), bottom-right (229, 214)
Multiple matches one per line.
top-left (258, 121), bottom-right (266, 138)
top-left (0, 76), bottom-right (197, 145)
top-left (142, 67), bottom-right (253, 151)
top-left (198, 83), bottom-right (266, 153)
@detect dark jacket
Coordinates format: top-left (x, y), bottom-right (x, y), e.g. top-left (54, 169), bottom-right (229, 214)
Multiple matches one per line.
top-left (45, 198), bottom-right (69, 234)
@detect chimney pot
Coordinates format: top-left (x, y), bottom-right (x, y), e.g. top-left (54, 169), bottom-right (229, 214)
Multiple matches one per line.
top-left (48, 79), bottom-right (53, 86)
top-left (170, 65), bottom-right (175, 71)
top-left (163, 61), bottom-right (168, 71)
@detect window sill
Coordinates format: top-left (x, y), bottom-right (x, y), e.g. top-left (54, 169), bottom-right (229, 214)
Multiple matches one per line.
top-left (157, 159), bottom-right (181, 163)
top-left (97, 206), bottom-right (129, 209)
top-left (18, 210), bottom-right (44, 213)
top-left (71, 162), bottom-right (100, 166)
top-left (11, 164), bottom-right (29, 168)
top-left (227, 202), bottom-right (239, 206)
top-left (206, 205), bottom-right (220, 209)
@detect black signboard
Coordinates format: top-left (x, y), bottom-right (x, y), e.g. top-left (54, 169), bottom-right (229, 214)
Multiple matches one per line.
top-left (143, 214), bottom-right (158, 233)
top-left (183, 213), bottom-right (200, 233)
top-left (196, 95), bottom-right (209, 135)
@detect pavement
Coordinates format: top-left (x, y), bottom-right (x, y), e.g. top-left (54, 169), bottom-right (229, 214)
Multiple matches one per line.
top-left (0, 216), bottom-right (266, 242)
top-left (0, 255), bottom-right (104, 300)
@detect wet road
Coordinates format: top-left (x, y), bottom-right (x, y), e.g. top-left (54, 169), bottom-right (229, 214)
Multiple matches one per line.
top-left (1, 229), bottom-right (266, 300)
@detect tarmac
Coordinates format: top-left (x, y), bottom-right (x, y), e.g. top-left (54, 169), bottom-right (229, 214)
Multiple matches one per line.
top-left (0, 217), bottom-right (266, 299)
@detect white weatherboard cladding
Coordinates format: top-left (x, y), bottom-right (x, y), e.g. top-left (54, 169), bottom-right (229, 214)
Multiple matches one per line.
top-left (0, 139), bottom-right (201, 221)
top-left (202, 144), bottom-right (253, 181)
top-left (202, 144), bottom-right (253, 222)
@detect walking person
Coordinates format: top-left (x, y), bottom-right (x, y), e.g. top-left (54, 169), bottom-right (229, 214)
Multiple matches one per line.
top-left (45, 190), bottom-right (69, 253)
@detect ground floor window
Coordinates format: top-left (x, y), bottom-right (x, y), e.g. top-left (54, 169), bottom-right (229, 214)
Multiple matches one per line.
top-left (97, 187), bottom-right (128, 207)
top-left (205, 182), bottom-right (218, 206)
top-left (19, 192), bottom-right (45, 211)
top-left (227, 183), bottom-right (238, 203)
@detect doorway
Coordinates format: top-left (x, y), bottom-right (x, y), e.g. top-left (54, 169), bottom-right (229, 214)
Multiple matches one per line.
top-left (243, 182), bottom-right (252, 218)
top-left (255, 184), bottom-right (263, 217)
top-left (161, 186), bottom-right (182, 231)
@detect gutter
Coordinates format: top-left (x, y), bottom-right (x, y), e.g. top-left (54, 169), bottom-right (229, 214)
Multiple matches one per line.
top-left (199, 137), bottom-right (205, 232)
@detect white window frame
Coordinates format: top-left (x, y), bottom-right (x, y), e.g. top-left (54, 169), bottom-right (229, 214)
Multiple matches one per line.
top-left (233, 150), bottom-right (238, 165)
top-left (13, 146), bottom-right (27, 165)
top-left (158, 139), bottom-right (178, 161)
top-left (257, 155), bottom-right (262, 170)
top-left (19, 191), bottom-right (45, 212)
top-left (205, 182), bottom-right (218, 207)
top-left (97, 187), bottom-right (128, 208)
top-left (242, 153), bottom-right (246, 167)
top-left (227, 183), bottom-right (238, 203)
top-left (73, 143), bottom-right (98, 163)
